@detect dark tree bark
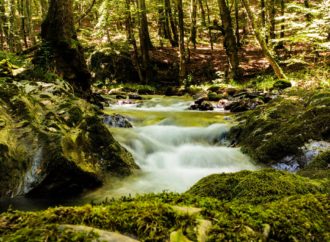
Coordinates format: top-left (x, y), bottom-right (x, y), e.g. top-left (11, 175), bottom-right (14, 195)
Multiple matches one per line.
top-left (189, 0), bottom-right (197, 49)
top-left (269, 0), bottom-right (276, 40)
top-left (125, 0), bottom-right (143, 82)
top-left (40, 0), bottom-right (92, 94)
top-left (177, 0), bottom-right (186, 83)
top-left (218, 0), bottom-right (241, 80)
top-left (234, 0), bottom-right (240, 47)
top-left (137, 0), bottom-right (153, 83)
top-left (278, 0), bottom-right (285, 48)
top-left (165, 0), bottom-right (178, 47)
top-left (137, 0), bottom-right (153, 50)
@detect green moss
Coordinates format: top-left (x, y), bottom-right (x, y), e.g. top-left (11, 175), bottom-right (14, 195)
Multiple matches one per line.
top-left (229, 89), bottom-right (330, 164)
top-left (186, 169), bottom-right (325, 204)
top-left (0, 225), bottom-right (99, 242)
top-left (0, 202), bottom-right (196, 242)
top-left (207, 92), bottom-right (222, 101)
top-left (298, 151), bottom-right (330, 179)
top-left (207, 194), bottom-right (329, 241)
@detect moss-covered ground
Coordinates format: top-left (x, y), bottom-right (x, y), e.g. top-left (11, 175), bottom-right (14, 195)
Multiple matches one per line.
top-left (0, 169), bottom-right (329, 241)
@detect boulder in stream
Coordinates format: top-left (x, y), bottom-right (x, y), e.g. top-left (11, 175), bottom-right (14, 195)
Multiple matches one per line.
top-left (104, 114), bottom-right (133, 128)
top-left (0, 77), bottom-right (138, 198)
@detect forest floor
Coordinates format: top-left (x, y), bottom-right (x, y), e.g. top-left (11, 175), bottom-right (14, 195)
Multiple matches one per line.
top-left (150, 43), bottom-right (269, 83)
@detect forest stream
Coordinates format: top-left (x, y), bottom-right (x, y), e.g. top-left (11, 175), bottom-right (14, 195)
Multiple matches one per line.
top-left (0, 96), bottom-right (258, 211)
top-left (86, 96), bottom-right (258, 200)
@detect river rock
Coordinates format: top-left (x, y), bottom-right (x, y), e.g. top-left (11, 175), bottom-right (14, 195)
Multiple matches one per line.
top-left (58, 225), bottom-right (140, 242)
top-left (0, 77), bottom-right (138, 198)
top-left (189, 100), bottom-right (214, 111)
top-left (225, 98), bottom-right (264, 112)
top-left (128, 94), bottom-right (143, 100)
top-left (104, 114), bottom-right (133, 128)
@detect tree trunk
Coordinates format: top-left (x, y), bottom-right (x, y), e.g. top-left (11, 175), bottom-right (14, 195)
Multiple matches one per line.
top-left (137, 0), bottom-right (152, 83)
top-left (269, 0), bottom-right (276, 41)
top-left (205, 0), bottom-right (213, 50)
top-left (234, 0), bottom-right (240, 47)
top-left (198, 0), bottom-right (206, 27)
top-left (18, 0), bottom-right (29, 49)
top-left (189, 0), bottom-right (197, 49)
top-left (218, 0), bottom-right (241, 80)
top-left (0, 0), bottom-right (6, 49)
top-left (165, 0), bottom-right (178, 47)
top-left (39, 0), bottom-right (92, 94)
top-left (177, 0), bottom-right (186, 83)
top-left (260, 0), bottom-right (267, 43)
top-left (241, 0), bottom-right (287, 79)
top-left (278, 0), bottom-right (285, 48)
top-left (125, 0), bottom-right (143, 82)
top-left (137, 0), bottom-right (153, 50)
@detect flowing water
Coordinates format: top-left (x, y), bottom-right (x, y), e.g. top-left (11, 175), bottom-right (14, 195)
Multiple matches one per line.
top-left (82, 96), bottom-right (258, 202)
top-left (0, 96), bottom-right (258, 211)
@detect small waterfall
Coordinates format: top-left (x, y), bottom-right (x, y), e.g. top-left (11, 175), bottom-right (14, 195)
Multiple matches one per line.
top-left (85, 121), bottom-right (258, 200)
top-left (81, 96), bottom-right (258, 201)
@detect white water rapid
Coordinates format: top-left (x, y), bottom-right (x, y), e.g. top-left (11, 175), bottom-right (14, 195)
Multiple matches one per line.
top-left (84, 96), bottom-right (258, 201)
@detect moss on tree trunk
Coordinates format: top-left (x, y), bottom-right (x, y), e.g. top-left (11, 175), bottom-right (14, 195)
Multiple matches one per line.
top-left (39, 0), bottom-right (92, 95)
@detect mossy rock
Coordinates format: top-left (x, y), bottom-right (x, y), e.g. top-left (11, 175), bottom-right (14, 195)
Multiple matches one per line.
top-left (186, 169), bottom-right (325, 204)
top-left (298, 151), bottom-right (330, 180)
top-left (207, 92), bottom-right (222, 101)
top-left (229, 89), bottom-right (330, 165)
top-left (272, 79), bottom-right (292, 90)
top-left (0, 75), bottom-right (138, 198)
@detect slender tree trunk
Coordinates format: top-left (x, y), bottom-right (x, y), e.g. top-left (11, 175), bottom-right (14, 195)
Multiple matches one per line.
top-left (241, 0), bottom-right (287, 79)
top-left (261, 0), bottom-right (267, 43)
top-left (269, 0), bottom-right (276, 41)
top-left (137, 0), bottom-right (152, 83)
top-left (198, 0), bottom-right (206, 27)
top-left (218, 0), bottom-right (241, 80)
top-left (205, 0), bottom-right (213, 50)
top-left (125, 0), bottom-right (143, 82)
top-left (158, 0), bottom-right (166, 39)
top-left (161, 0), bottom-right (176, 46)
top-left (176, 0), bottom-right (186, 83)
top-left (137, 0), bottom-right (153, 50)
top-left (0, 0), bottom-right (6, 49)
top-left (189, 0), bottom-right (197, 49)
top-left (278, 0), bottom-right (285, 48)
top-left (39, 0), bottom-right (92, 94)
top-left (19, 0), bottom-right (29, 49)
top-left (234, 0), bottom-right (240, 47)
top-left (165, 0), bottom-right (178, 47)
